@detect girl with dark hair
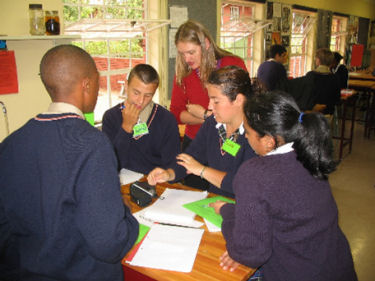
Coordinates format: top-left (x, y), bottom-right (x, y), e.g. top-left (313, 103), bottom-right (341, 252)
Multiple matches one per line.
top-left (147, 66), bottom-right (256, 197)
top-left (210, 91), bottom-right (357, 281)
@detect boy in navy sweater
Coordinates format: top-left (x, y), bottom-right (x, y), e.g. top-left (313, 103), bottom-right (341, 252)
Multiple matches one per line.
top-left (102, 64), bottom-right (180, 174)
top-left (0, 45), bottom-right (139, 281)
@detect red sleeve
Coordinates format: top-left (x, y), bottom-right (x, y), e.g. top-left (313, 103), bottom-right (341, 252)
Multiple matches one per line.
top-left (170, 75), bottom-right (188, 124)
top-left (221, 56), bottom-right (247, 72)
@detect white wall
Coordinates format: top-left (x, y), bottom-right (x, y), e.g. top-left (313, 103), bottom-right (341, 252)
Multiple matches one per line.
top-left (0, 0), bottom-right (63, 142)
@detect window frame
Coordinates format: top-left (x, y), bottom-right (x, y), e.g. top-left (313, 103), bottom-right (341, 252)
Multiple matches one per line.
top-left (330, 15), bottom-right (348, 55)
top-left (289, 9), bottom-right (316, 78)
top-left (63, 0), bottom-right (149, 124)
top-left (220, 0), bottom-right (257, 77)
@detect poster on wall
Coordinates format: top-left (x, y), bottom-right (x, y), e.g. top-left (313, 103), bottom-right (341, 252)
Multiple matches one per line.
top-left (272, 32), bottom-right (282, 44)
top-left (266, 2), bottom-right (273, 19)
top-left (350, 44), bottom-right (364, 67)
top-left (273, 2), bottom-right (281, 17)
top-left (281, 5), bottom-right (291, 34)
top-left (0, 50), bottom-right (19, 95)
top-left (273, 18), bottom-right (281, 32)
top-left (282, 35), bottom-right (290, 47)
top-left (169, 6), bottom-right (188, 28)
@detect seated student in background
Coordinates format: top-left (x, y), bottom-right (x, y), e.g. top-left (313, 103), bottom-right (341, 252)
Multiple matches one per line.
top-left (0, 45), bottom-right (139, 281)
top-left (331, 51), bottom-right (349, 89)
top-left (256, 59), bottom-right (288, 91)
top-left (147, 66), bottom-right (256, 198)
top-left (306, 48), bottom-right (341, 115)
top-left (102, 64), bottom-right (181, 174)
top-left (210, 91), bottom-right (358, 281)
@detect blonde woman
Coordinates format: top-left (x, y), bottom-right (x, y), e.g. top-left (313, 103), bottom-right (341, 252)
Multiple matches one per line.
top-left (170, 20), bottom-right (247, 188)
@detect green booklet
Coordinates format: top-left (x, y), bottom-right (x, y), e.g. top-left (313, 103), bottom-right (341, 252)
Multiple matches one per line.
top-left (135, 224), bottom-right (150, 245)
top-left (183, 196), bottom-right (235, 228)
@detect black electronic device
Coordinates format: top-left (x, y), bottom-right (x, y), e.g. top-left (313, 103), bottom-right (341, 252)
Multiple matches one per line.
top-left (130, 181), bottom-right (157, 207)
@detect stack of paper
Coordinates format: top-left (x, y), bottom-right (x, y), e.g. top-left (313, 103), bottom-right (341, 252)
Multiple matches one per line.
top-left (141, 188), bottom-right (207, 228)
top-left (119, 168), bottom-right (143, 185)
top-left (127, 223), bottom-right (204, 272)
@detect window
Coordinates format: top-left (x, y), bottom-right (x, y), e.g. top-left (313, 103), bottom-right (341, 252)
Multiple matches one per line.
top-left (220, 1), bottom-right (256, 77)
top-left (230, 6), bottom-right (240, 21)
top-left (63, 0), bottom-right (147, 124)
top-left (289, 10), bottom-right (316, 78)
top-left (330, 16), bottom-right (348, 54)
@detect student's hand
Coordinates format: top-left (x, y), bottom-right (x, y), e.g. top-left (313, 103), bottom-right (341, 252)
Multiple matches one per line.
top-left (220, 251), bottom-right (240, 272)
top-left (121, 100), bottom-right (141, 133)
top-left (186, 104), bottom-right (206, 119)
top-left (209, 201), bottom-right (227, 214)
top-left (147, 168), bottom-right (175, 185)
top-left (176, 153), bottom-right (203, 176)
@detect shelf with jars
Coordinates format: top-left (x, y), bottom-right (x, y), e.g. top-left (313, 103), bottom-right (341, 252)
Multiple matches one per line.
top-left (0, 35), bottom-right (81, 41)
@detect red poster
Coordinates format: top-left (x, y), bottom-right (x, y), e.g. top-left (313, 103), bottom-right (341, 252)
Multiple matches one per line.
top-left (350, 44), bottom-right (364, 67)
top-left (271, 32), bottom-right (281, 45)
top-left (0, 50), bottom-right (19, 95)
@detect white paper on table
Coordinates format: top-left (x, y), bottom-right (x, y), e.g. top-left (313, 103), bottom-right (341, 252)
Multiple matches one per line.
top-left (204, 218), bottom-right (221, 232)
top-left (130, 223), bottom-right (204, 272)
top-left (134, 208), bottom-right (204, 228)
top-left (143, 188), bottom-right (207, 227)
top-left (119, 168), bottom-right (143, 185)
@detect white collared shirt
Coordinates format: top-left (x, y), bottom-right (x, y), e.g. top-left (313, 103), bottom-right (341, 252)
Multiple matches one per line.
top-left (215, 121), bottom-right (245, 135)
top-left (45, 102), bottom-right (84, 118)
top-left (266, 142), bottom-right (294, 156)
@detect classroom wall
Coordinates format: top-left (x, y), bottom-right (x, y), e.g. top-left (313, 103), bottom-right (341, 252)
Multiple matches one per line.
top-left (277, 0), bottom-right (375, 20)
top-left (0, 0), bottom-right (63, 142)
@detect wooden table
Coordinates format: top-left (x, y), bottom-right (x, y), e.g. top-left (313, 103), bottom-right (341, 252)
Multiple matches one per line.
top-left (347, 79), bottom-right (375, 137)
top-left (349, 72), bottom-right (375, 81)
top-left (121, 182), bottom-right (256, 281)
top-left (348, 79), bottom-right (375, 90)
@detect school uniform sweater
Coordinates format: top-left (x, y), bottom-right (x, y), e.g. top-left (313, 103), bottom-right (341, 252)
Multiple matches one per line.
top-left (171, 115), bottom-right (256, 197)
top-left (305, 70), bottom-right (341, 114)
top-left (220, 151), bottom-right (357, 281)
top-left (170, 56), bottom-right (247, 140)
top-left (0, 113), bottom-right (139, 281)
top-left (333, 64), bottom-right (349, 89)
top-left (102, 103), bottom-right (181, 174)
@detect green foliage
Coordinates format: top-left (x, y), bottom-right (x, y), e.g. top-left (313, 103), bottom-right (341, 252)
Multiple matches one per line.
top-left (63, 0), bottom-right (145, 57)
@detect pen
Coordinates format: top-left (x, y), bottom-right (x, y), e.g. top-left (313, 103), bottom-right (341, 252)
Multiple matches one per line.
top-left (120, 104), bottom-right (126, 110)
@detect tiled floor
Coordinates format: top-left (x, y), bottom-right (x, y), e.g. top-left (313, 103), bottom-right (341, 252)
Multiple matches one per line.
top-left (330, 122), bottom-right (375, 281)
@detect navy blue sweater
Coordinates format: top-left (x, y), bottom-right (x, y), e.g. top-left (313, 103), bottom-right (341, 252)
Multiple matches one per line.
top-left (305, 71), bottom-right (341, 114)
top-left (172, 116), bottom-right (256, 197)
top-left (221, 151), bottom-right (357, 281)
top-left (102, 103), bottom-right (181, 174)
top-left (0, 113), bottom-right (139, 281)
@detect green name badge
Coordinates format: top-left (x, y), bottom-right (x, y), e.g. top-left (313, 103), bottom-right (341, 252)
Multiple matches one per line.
top-left (133, 122), bottom-right (149, 137)
top-left (222, 139), bottom-right (241, 157)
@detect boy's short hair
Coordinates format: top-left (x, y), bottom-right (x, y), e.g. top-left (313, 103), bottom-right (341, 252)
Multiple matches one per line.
top-left (315, 48), bottom-right (334, 66)
top-left (128, 64), bottom-right (159, 86)
top-left (269, 44), bottom-right (287, 58)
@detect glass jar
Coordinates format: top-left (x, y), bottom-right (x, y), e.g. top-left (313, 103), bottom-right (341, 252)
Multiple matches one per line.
top-left (29, 4), bottom-right (45, 35)
top-left (45, 10), bottom-right (60, 35)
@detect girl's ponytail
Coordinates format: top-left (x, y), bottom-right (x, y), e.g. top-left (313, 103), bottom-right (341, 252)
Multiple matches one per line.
top-left (244, 91), bottom-right (337, 179)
